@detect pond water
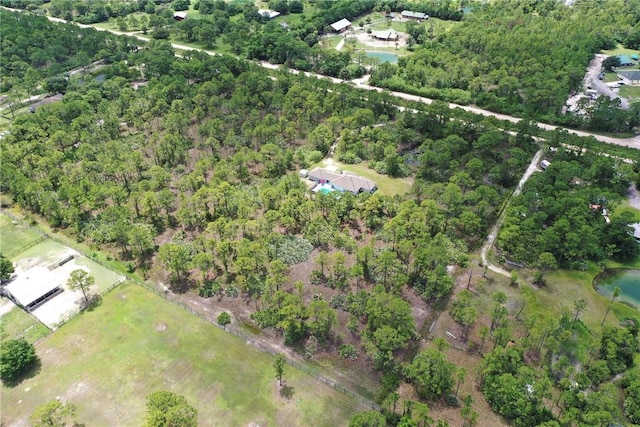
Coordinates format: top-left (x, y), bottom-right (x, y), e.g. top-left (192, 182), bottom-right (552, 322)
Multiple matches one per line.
top-left (596, 269), bottom-right (640, 309)
top-left (366, 51), bottom-right (398, 64)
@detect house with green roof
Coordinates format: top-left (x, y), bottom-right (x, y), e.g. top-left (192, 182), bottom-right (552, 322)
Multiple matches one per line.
top-left (617, 55), bottom-right (633, 67)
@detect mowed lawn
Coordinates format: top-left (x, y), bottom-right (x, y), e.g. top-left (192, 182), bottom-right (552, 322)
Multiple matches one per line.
top-left (1, 283), bottom-right (369, 426)
top-left (0, 213), bottom-right (43, 256)
top-left (317, 159), bottom-right (413, 196)
top-left (0, 302), bottom-right (50, 343)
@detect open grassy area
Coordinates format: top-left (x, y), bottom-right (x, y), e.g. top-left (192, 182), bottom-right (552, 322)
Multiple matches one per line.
top-left (618, 84), bottom-right (640, 101)
top-left (0, 283), bottom-right (369, 426)
top-left (0, 302), bottom-right (50, 343)
top-left (317, 159), bottom-right (413, 196)
top-left (0, 213), bottom-right (43, 256)
top-left (602, 43), bottom-right (640, 57)
top-left (612, 199), bottom-right (640, 222)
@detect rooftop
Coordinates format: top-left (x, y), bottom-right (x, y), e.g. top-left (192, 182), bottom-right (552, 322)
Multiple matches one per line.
top-left (4, 266), bottom-right (62, 307)
top-left (331, 173), bottom-right (377, 193)
top-left (330, 18), bottom-right (352, 32)
top-left (308, 167), bottom-right (342, 183)
top-left (617, 54), bottom-right (633, 64)
top-left (371, 30), bottom-right (398, 40)
top-left (401, 10), bottom-right (428, 19)
top-left (258, 9), bottom-right (281, 19)
top-left (618, 70), bottom-right (640, 81)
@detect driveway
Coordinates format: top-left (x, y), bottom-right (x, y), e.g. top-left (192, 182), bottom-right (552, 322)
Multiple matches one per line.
top-left (586, 54), bottom-right (630, 110)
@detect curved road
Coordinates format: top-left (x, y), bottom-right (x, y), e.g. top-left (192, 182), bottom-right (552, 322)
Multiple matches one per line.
top-left (13, 9), bottom-right (635, 151)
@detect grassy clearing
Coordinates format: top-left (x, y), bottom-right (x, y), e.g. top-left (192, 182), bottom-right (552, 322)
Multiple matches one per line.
top-left (602, 43), bottom-right (640, 57)
top-left (0, 283), bottom-right (369, 426)
top-left (0, 302), bottom-right (50, 343)
top-left (527, 261), bottom-right (638, 329)
top-left (3, 208), bottom-right (145, 282)
top-left (618, 84), bottom-right (640, 101)
top-left (0, 214), bottom-right (43, 256)
top-left (472, 255), bottom-right (639, 364)
top-left (318, 159), bottom-right (413, 196)
top-left (611, 199), bottom-right (640, 222)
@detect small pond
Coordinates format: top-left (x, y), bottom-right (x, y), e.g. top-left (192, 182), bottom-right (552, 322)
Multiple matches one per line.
top-left (366, 51), bottom-right (398, 64)
top-left (595, 269), bottom-right (640, 309)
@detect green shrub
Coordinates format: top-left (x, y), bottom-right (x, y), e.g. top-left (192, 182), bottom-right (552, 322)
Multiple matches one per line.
top-left (339, 344), bottom-right (359, 360)
top-left (0, 339), bottom-right (38, 384)
top-left (270, 235), bottom-right (313, 265)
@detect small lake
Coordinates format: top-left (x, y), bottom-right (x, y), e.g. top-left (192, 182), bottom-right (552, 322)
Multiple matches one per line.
top-left (595, 269), bottom-right (640, 309)
top-left (366, 51), bottom-right (398, 64)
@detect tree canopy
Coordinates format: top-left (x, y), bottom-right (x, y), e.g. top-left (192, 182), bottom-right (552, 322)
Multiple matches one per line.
top-left (145, 390), bottom-right (198, 427)
top-left (0, 338), bottom-right (38, 384)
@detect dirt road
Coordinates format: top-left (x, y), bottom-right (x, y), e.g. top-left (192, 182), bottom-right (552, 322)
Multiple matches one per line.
top-left (481, 150), bottom-right (544, 277)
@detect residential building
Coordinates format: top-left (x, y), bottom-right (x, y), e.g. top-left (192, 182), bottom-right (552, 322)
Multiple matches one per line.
top-left (401, 10), bottom-right (428, 20)
top-left (330, 18), bottom-right (352, 33)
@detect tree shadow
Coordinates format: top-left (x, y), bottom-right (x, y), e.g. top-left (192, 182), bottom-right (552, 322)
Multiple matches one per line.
top-left (86, 294), bottom-right (103, 312)
top-left (280, 384), bottom-right (295, 400)
top-left (1, 357), bottom-right (41, 388)
top-left (169, 277), bottom-right (195, 294)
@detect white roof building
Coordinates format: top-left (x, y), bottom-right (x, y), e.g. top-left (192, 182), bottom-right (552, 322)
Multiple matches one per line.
top-left (371, 30), bottom-right (398, 40)
top-left (632, 223), bottom-right (640, 242)
top-left (173, 11), bottom-right (187, 20)
top-left (330, 18), bottom-right (352, 32)
top-left (3, 266), bottom-right (63, 312)
top-left (258, 9), bottom-right (281, 19)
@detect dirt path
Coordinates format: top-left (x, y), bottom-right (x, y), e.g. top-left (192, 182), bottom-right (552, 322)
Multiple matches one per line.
top-left (481, 150), bottom-right (544, 277)
top-left (628, 184), bottom-right (640, 210)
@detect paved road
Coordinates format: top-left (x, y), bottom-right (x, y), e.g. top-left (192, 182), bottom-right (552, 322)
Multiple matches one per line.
top-left (586, 54), bottom-right (630, 110)
top-left (5, 6), bottom-right (639, 150)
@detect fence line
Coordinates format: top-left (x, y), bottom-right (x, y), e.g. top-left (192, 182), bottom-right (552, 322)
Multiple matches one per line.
top-left (6, 235), bottom-right (48, 258)
top-left (2, 210), bottom-right (381, 411)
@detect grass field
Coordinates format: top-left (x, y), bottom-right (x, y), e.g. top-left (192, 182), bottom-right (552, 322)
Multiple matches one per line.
top-left (602, 43), bottom-right (640, 58)
top-left (316, 159), bottom-right (413, 196)
top-left (0, 301), bottom-right (50, 343)
top-left (612, 199), bottom-right (640, 222)
top-left (0, 283), bottom-right (370, 426)
top-left (618, 84), bottom-right (640, 101)
top-left (0, 214), bottom-right (43, 256)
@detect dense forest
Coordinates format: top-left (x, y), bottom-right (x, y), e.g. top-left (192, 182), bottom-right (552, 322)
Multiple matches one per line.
top-left (1, 7), bottom-right (639, 427)
top-left (497, 150), bottom-right (639, 269)
top-left (0, 9), bottom-right (137, 93)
